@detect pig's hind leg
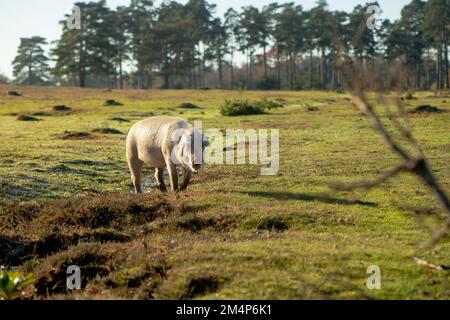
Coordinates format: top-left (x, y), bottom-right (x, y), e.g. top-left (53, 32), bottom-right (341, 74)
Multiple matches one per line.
top-left (127, 154), bottom-right (143, 194)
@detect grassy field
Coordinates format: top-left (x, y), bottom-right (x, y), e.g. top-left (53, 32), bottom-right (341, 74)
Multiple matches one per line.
top-left (0, 84), bottom-right (449, 299)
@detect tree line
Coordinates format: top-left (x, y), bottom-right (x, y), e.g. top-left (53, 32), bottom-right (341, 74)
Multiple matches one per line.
top-left (11, 0), bottom-right (450, 90)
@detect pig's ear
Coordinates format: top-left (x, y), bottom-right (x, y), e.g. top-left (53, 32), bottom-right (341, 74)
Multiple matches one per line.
top-left (178, 133), bottom-right (192, 155)
top-left (179, 133), bottom-right (190, 146)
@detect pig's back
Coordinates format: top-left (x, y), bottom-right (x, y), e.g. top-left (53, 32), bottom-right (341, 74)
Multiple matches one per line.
top-left (127, 116), bottom-right (188, 167)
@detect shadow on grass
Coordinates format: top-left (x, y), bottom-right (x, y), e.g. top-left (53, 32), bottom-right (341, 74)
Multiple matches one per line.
top-left (236, 191), bottom-right (377, 207)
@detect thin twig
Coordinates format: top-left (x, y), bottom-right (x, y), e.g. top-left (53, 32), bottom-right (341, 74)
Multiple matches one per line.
top-left (332, 24), bottom-right (450, 246)
top-left (330, 162), bottom-right (413, 191)
top-left (412, 256), bottom-right (449, 271)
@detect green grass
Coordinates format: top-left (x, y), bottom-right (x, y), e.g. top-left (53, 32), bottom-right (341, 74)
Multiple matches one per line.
top-left (0, 85), bottom-right (449, 300)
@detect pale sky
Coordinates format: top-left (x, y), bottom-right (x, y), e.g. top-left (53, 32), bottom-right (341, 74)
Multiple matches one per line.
top-left (0, 0), bottom-right (410, 79)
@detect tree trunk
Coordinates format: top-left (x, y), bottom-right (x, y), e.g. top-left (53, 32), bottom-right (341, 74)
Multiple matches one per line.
top-left (263, 44), bottom-right (268, 80)
top-left (321, 48), bottom-right (326, 87)
top-left (218, 54), bottom-right (223, 89)
top-left (245, 50), bottom-right (249, 88)
top-left (277, 45), bottom-right (281, 89)
top-left (292, 51), bottom-right (297, 90)
top-left (79, 39), bottom-right (86, 88)
top-left (289, 52), bottom-right (294, 91)
top-left (118, 57), bottom-right (123, 89)
top-left (28, 48), bottom-right (33, 85)
top-left (416, 63), bottom-right (421, 89)
top-left (249, 51), bottom-right (253, 89)
top-left (188, 62), bottom-right (193, 88)
top-left (286, 58), bottom-right (290, 90)
top-left (309, 49), bottom-right (313, 88)
top-left (426, 49), bottom-right (431, 87)
top-left (230, 50), bottom-right (234, 89)
top-left (163, 49), bottom-right (170, 89)
top-left (444, 41), bottom-right (449, 89)
top-left (437, 44), bottom-right (442, 89)
top-left (201, 43), bottom-right (206, 88)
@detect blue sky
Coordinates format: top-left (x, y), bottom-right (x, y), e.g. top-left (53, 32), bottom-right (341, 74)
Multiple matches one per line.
top-left (0, 0), bottom-right (410, 79)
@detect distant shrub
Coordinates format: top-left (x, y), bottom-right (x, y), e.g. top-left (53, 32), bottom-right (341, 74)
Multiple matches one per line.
top-left (256, 77), bottom-right (280, 90)
top-left (220, 100), bottom-right (264, 116)
top-left (220, 98), bottom-right (284, 116)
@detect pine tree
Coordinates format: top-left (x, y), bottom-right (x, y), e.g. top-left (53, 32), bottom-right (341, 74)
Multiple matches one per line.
top-left (274, 3), bottom-right (304, 90)
top-left (423, 0), bottom-right (449, 89)
top-left (127, 0), bottom-right (158, 89)
top-left (111, 6), bottom-right (132, 89)
top-left (209, 18), bottom-right (229, 88)
top-left (385, 0), bottom-right (426, 88)
top-left (224, 8), bottom-right (240, 88)
top-left (53, 1), bottom-right (117, 87)
top-left (12, 36), bottom-right (50, 85)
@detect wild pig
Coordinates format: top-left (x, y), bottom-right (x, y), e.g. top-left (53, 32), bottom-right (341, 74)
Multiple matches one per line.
top-left (126, 116), bottom-right (209, 193)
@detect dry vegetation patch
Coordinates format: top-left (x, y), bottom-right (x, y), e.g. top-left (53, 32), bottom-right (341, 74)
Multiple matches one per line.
top-left (1, 192), bottom-right (176, 233)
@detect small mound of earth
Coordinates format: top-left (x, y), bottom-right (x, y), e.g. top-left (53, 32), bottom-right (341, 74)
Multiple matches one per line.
top-left (410, 105), bottom-right (445, 114)
top-left (105, 99), bottom-right (124, 106)
top-left (60, 131), bottom-right (94, 140)
top-left (17, 114), bottom-right (39, 121)
top-left (306, 105), bottom-right (319, 112)
top-left (110, 117), bottom-right (130, 123)
top-left (179, 102), bottom-right (202, 109)
top-left (92, 128), bottom-right (123, 135)
top-left (275, 98), bottom-right (288, 104)
top-left (31, 111), bottom-right (52, 116)
top-left (8, 91), bottom-right (22, 97)
top-left (53, 105), bottom-right (71, 112)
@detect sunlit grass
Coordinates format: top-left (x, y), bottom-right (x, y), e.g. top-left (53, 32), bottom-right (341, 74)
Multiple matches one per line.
top-left (0, 85), bottom-right (449, 299)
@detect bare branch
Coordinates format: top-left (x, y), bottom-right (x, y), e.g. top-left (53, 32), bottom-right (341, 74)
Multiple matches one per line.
top-left (330, 162), bottom-right (412, 192)
top-left (412, 256), bottom-right (449, 271)
top-left (333, 25), bottom-right (450, 246)
top-left (426, 216), bottom-right (450, 248)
